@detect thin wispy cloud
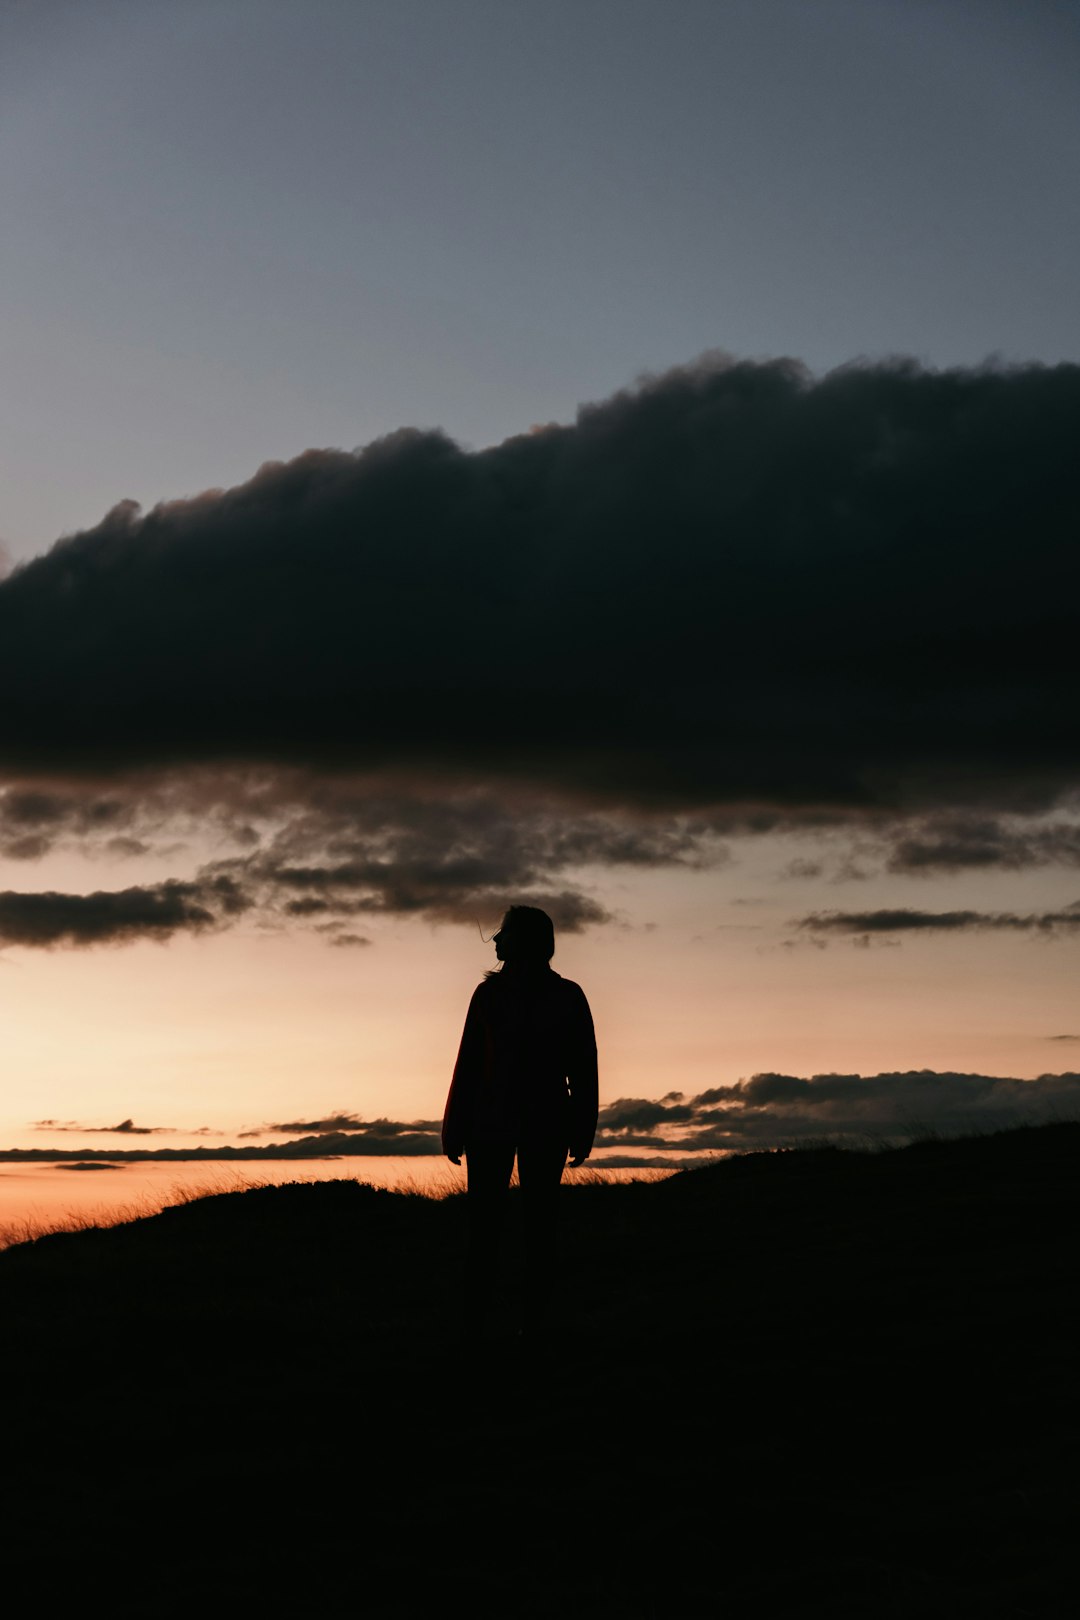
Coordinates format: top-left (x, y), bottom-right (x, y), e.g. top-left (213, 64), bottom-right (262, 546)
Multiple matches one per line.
top-left (885, 815), bottom-right (1080, 874)
top-left (797, 905), bottom-right (1080, 939)
top-left (34, 1117), bottom-right (174, 1136)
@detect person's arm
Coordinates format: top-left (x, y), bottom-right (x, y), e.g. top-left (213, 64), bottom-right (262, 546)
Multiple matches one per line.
top-left (442, 986), bottom-right (485, 1164)
top-left (567, 986), bottom-right (599, 1168)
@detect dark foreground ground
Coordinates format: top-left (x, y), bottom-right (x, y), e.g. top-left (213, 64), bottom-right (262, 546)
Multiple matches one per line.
top-left (1, 1124), bottom-right (1077, 1617)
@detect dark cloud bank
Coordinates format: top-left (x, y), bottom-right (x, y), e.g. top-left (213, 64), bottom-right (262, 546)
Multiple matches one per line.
top-left (591, 1070), bottom-right (1080, 1157)
top-left (2, 354), bottom-right (1079, 941)
top-left (2, 354), bottom-right (1077, 805)
top-left (9, 1071), bottom-right (1080, 1163)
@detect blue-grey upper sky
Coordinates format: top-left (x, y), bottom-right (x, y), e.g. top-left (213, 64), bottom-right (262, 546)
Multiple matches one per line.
top-left (2, 0), bottom-right (1077, 560)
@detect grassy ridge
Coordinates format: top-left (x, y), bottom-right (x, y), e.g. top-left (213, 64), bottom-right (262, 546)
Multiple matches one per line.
top-left (1, 1124), bottom-right (1076, 1615)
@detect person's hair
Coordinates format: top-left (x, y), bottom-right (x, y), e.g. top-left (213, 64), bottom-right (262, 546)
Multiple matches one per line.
top-left (487, 905), bottom-right (555, 975)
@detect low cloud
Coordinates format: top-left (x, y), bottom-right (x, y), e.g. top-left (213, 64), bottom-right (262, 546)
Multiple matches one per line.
top-left (54, 1161), bottom-right (125, 1172)
top-left (105, 836), bottom-right (153, 859)
top-left (595, 1070), bottom-right (1080, 1151)
top-left (13, 1072), bottom-right (1080, 1164)
top-left (0, 875), bottom-right (251, 949)
top-left (0, 781), bottom-right (730, 945)
top-left (797, 905), bottom-right (1080, 939)
top-left (34, 1117), bottom-right (173, 1135)
top-left (886, 815), bottom-right (1080, 873)
top-left (599, 1096), bottom-right (696, 1132)
top-left (192, 793), bottom-right (728, 938)
top-left (0, 787), bottom-right (141, 862)
top-left (779, 858), bottom-right (824, 881)
top-left (258, 1112), bottom-right (438, 1137)
top-left (233, 1113), bottom-right (442, 1154)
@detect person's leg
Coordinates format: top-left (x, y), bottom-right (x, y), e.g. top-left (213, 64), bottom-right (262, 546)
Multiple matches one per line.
top-left (516, 1138), bottom-right (568, 1338)
top-left (464, 1139), bottom-right (516, 1337)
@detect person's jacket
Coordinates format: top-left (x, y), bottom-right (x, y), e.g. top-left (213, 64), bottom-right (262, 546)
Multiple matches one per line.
top-left (442, 968), bottom-right (598, 1160)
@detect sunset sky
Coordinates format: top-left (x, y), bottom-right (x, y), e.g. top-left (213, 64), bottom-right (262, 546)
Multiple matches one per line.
top-left (2, 0), bottom-right (1079, 1164)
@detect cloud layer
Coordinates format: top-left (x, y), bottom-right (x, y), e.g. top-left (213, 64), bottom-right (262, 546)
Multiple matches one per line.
top-left (0, 875), bottom-right (249, 948)
top-left (2, 354), bottom-right (1078, 817)
top-left (885, 815), bottom-right (1080, 873)
top-left (595, 1070), bottom-right (1080, 1152)
top-left (797, 903), bottom-right (1080, 938)
top-left (0, 780), bottom-right (732, 945)
top-left (13, 1072), bottom-right (1080, 1162)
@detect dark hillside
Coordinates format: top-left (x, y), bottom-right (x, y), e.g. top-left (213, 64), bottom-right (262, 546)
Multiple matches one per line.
top-left (1, 1125), bottom-right (1077, 1616)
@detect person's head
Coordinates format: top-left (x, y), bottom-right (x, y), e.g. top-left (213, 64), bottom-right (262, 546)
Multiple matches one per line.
top-left (492, 905), bottom-right (555, 969)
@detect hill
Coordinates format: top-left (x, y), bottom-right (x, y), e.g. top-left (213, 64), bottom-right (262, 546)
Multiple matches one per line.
top-left (1, 1124), bottom-right (1076, 1616)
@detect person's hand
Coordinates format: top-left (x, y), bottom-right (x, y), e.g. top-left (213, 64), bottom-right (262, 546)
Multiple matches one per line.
top-left (569, 1150), bottom-right (590, 1168)
top-left (446, 1150), bottom-right (462, 1166)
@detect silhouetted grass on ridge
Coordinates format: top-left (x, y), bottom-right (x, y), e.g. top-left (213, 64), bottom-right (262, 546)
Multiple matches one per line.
top-left (0, 1120), bottom-right (1075, 1616)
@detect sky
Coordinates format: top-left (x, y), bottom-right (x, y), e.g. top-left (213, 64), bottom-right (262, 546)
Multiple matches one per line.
top-left (1, 0), bottom-right (1079, 1164)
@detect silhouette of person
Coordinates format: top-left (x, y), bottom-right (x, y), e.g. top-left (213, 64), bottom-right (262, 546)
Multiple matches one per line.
top-left (443, 905), bottom-right (598, 1338)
